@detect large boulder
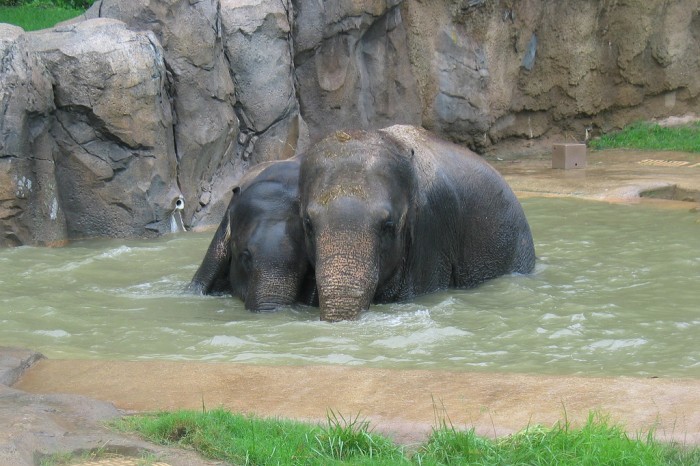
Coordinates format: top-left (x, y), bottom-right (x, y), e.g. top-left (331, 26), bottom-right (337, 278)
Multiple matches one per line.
top-left (87, 0), bottom-right (240, 227)
top-left (0, 25), bottom-right (59, 247)
top-left (214, 0), bottom-right (309, 225)
top-left (1, 19), bottom-right (182, 246)
top-left (31, 19), bottom-right (182, 240)
top-left (87, 0), bottom-right (311, 227)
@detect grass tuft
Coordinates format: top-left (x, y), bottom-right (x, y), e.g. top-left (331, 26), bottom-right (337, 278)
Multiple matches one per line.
top-left (312, 410), bottom-right (406, 463)
top-left (590, 121), bottom-right (700, 153)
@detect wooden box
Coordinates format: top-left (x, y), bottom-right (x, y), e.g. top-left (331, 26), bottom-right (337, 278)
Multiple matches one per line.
top-left (552, 143), bottom-right (587, 169)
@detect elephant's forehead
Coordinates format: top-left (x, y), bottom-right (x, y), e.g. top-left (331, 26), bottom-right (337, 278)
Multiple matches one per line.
top-left (316, 183), bottom-right (368, 206)
top-left (314, 132), bottom-right (387, 159)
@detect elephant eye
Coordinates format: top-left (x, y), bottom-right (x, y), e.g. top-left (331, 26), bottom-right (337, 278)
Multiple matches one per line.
top-left (381, 220), bottom-right (396, 236)
top-left (303, 215), bottom-right (313, 234)
top-left (239, 250), bottom-right (252, 270)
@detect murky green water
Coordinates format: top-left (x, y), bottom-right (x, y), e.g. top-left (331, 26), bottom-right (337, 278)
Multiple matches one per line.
top-left (1, 198), bottom-right (698, 378)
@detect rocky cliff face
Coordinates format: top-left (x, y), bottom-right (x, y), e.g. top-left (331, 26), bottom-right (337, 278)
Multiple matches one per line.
top-left (1, 0), bottom-right (698, 246)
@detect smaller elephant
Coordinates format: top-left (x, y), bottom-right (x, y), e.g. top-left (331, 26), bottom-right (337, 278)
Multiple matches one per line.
top-left (187, 157), bottom-right (316, 311)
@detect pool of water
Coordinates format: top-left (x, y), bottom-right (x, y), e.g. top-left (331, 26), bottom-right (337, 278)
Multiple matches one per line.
top-left (1, 198), bottom-right (698, 378)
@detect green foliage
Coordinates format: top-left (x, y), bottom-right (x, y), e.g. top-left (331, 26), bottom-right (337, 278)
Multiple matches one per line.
top-left (0, 2), bottom-right (88, 31)
top-left (0, 0), bottom-right (94, 8)
top-left (116, 408), bottom-right (320, 464)
top-left (413, 412), bottom-right (699, 466)
top-left (115, 408), bottom-right (700, 466)
top-left (590, 121), bottom-right (700, 153)
top-left (114, 408), bottom-right (405, 465)
top-left (312, 410), bottom-right (407, 464)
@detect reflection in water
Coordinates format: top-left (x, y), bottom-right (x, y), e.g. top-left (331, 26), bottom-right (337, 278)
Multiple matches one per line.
top-left (1, 198), bottom-right (698, 378)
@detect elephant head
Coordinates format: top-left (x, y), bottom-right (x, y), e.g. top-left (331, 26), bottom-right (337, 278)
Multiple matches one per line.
top-left (299, 131), bottom-right (414, 321)
top-left (188, 158), bottom-right (315, 311)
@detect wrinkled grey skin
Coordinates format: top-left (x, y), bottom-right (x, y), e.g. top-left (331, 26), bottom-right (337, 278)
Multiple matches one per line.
top-left (299, 125), bottom-right (535, 322)
top-left (187, 158), bottom-right (316, 311)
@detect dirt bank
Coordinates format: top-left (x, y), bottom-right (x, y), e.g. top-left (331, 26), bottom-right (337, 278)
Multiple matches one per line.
top-left (490, 147), bottom-right (700, 203)
top-left (14, 358), bottom-right (700, 448)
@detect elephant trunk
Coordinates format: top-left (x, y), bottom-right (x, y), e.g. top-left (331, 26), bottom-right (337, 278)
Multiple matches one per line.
top-left (315, 230), bottom-right (378, 322)
top-left (246, 267), bottom-right (299, 312)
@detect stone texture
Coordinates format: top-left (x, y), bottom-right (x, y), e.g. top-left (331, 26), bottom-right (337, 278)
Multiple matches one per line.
top-left (215, 0), bottom-right (309, 225)
top-left (89, 0), bottom-right (240, 227)
top-left (1, 0), bottom-right (699, 246)
top-left (0, 384), bottom-right (224, 466)
top-left (0, 24), bottom-right (61, 247)
top-left (293, 0), bottom-right (423, 142)
top-left (405, 0), bottom-right (700, 148)
top-left (32, 19), bottom-right (181, 240)
top-left (0, 347), bottom-right (224, 465)
top-left (0, 347), bottom-right (44, 387)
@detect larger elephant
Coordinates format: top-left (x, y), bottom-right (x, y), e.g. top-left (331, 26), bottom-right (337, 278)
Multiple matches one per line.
top-left (299, 125), bottom-right (535, 322)
top-left (187, 157), bottom-right (316, 311)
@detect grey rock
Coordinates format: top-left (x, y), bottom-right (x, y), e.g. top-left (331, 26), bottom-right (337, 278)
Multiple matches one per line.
top-left (0, 347), bottom-right (44, 387)
top-left (193, 0), bottom-right (309, 227)
top-left (293, 0), bottom-right (422, 142)
top-left (0, 25), bottom-right (63, 247)
top-left (0, 347), bottom-right (223, 465)
top-left (0, 384), bottom-right (221, 466)
top-left (92, 0), bottom-right (240, 228)
top-left (29, 19), bottom-right (182, 239)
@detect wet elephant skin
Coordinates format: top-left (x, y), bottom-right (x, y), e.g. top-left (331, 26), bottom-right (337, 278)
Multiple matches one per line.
top-left (187, 157), bottom-right (316, 311)
top-left (299, 125), bottom-right (535, 321)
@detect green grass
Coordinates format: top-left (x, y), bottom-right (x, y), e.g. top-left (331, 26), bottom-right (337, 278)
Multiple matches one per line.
top-left (0, 2), bottom-right (87, 32)
top-left (114, 408), bottom-right (700, 465)
top-left (413, 412), bottom-right (700, 465)
top-left (114, 408), bottom-right (407, 465)
top-left (590, 121), bottom-right (700, 153)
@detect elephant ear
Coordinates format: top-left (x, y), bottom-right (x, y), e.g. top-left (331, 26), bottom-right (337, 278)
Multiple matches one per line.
top-left (185, 190), bottom-right (238, 295)
top-left (223, 186), bottom-right (241, 245)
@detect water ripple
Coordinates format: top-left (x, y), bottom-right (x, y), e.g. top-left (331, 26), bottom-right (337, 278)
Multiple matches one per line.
top-left (1, 199), bottom-right (699, 378)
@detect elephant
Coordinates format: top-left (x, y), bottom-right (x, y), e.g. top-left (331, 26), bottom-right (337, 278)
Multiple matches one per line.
top-left (299, 125), bottom-right (535, 322)
top-left (187, 157), bottom-right (316, 311)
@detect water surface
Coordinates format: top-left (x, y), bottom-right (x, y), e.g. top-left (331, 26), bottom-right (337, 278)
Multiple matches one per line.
top-left (1, 198), bottom-right (698, 378)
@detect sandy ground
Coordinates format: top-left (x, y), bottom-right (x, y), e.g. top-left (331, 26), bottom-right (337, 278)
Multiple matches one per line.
top-left (14, 358), bottom-right (700, 447)
top-left (491, 147), bottom-right (700, 203)
top-left (2, 147), bottom-right (700, 465)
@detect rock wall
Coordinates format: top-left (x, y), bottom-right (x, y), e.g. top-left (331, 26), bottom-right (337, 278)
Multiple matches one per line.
top-left (403, 0), bottom-right (700, 149)
top-left (1, 0), bottom-right (699, 246)
top-left (1, 20), bottom-right (180, 246)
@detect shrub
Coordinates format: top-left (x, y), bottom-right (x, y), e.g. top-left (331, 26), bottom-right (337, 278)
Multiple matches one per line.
top-left (0, 1), bottom-right (95, 8)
